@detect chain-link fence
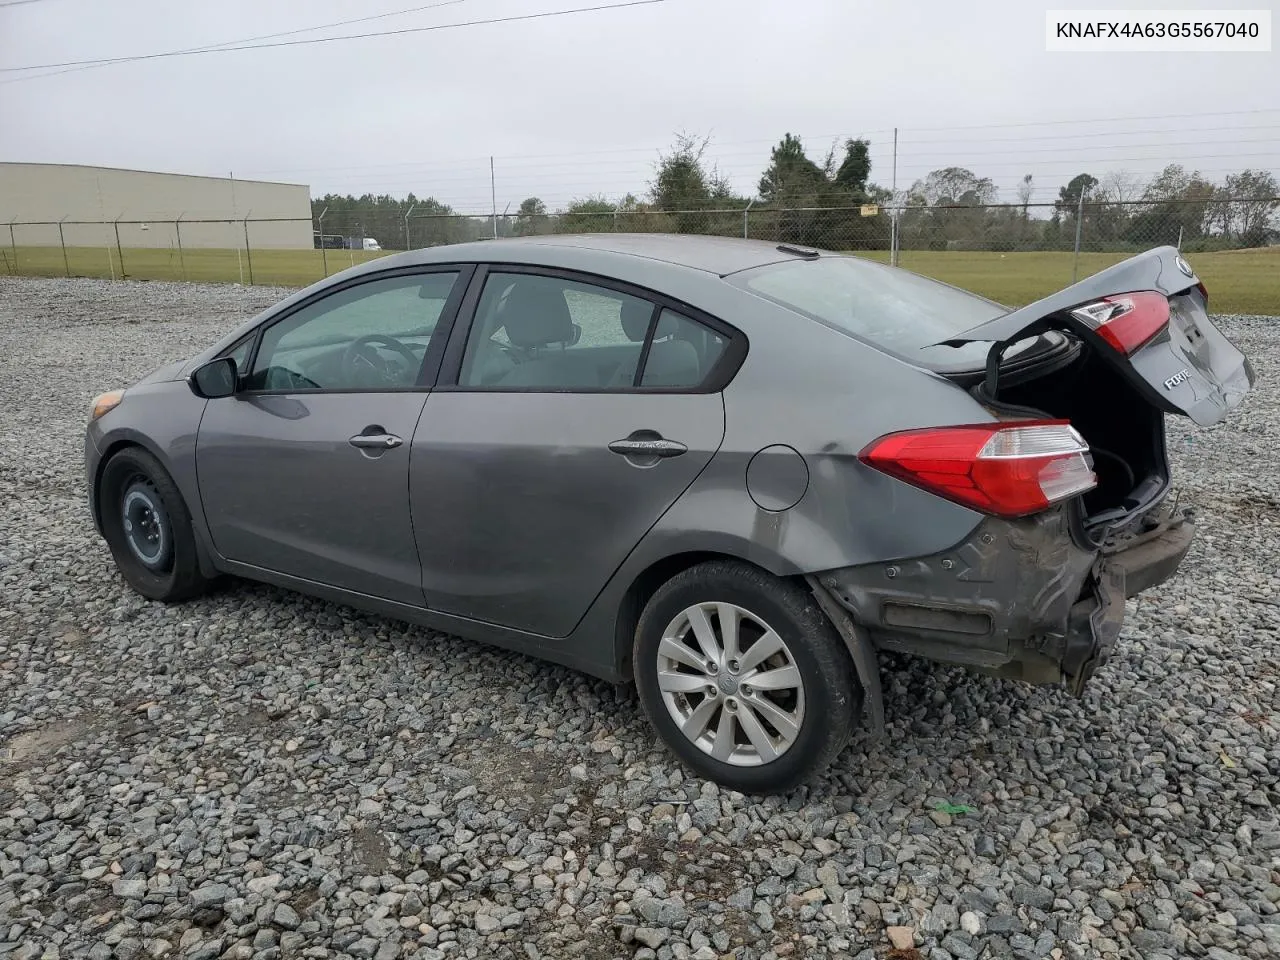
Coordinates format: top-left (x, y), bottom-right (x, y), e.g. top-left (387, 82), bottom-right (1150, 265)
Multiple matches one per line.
top-left (3, 196), bottom-right (1277, 310)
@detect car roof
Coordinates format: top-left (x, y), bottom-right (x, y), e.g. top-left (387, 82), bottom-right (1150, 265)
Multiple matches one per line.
top-left (385, 233), bottom-right (819, 277)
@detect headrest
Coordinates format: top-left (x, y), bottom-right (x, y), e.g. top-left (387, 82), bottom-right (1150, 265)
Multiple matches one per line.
top-left (620, 300), bottom-right (653, 342)
top-left (621, 301), bottom-right (684, 342)
top-left (498, 280), bottom-right (574, 348)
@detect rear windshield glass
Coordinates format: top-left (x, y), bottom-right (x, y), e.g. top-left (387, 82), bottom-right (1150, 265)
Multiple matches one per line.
top-left (727, 256), bottom-right (1009, 368)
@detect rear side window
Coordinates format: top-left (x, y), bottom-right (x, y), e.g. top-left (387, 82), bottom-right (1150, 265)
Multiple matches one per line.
top-left (727, 256), bottom-right (1006, 368)
top-left (640, 309), bottom-right (728, 388)
top-left (458, 273), bottom-right (649, 389)
top-left (457, 272), bottom-right (732, 391)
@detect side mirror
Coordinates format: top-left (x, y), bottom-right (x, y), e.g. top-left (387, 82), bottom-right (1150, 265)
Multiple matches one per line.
top-left (189, 357), bottom-right (239, 399)
top-left (567, 322), bottom-right (582, 346)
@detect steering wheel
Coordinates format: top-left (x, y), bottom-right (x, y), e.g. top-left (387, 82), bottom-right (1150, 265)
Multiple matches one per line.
top-left (341, 334), bottom-right (419, 386)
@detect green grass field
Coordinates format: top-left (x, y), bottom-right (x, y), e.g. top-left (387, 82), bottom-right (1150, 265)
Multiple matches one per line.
top-left (3, 243), bottom-right (1277, 314)
top-left (0, 244), bottom-right (391, 289)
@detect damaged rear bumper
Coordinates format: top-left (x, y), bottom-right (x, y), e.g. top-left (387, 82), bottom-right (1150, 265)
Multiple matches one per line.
top-left (814, 498), bottom-right (1195, 694)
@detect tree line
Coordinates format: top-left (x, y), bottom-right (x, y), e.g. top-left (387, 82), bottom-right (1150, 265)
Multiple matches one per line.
top-left (310, 132), bottom-right (1280, 253)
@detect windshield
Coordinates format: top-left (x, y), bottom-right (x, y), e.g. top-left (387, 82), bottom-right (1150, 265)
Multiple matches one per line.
top-left (728, 255), bottom-right (1011, 368)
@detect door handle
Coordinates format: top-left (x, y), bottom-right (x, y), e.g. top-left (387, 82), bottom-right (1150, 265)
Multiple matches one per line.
top-left (608, 437), bottom-right (687, 458)
top-left (349, 432), bottom-right (403, 450)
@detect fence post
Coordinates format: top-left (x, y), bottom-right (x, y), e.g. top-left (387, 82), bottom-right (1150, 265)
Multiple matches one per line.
top-left (113, 218), bottom-right (126, 280)
top-left (9, 221), bottom-right (18, 274)
top-left (58, 218), bottom-right (70, 277)
top-left (317, 207), bottom-right (329, 278)
top-left (175, 215), bottom-right (187, 281)
top-left (1071, 188), bottom-right (1087, 283)
top-left (404, 203), bottom-right (416, 251)
top-left (242, 215), bottom-right (254, 285)
top-left (743, 199), bottom-right (754, 239)
top-left (890, 126), bottom-right (899, 267)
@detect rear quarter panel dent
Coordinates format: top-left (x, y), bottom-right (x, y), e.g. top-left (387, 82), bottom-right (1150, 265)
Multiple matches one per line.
top-left (713, 309), bottom-right (991, 570)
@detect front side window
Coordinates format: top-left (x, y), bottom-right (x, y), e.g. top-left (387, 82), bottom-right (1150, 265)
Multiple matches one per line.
top-left (458, 272), bottom-right (727, 390)
top-left (223, 336), bottom-right (253, 376)
top-left (247, 272), bottom-right (459, 391)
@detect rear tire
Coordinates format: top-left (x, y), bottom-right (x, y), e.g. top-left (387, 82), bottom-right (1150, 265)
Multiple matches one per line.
top-left (98, 447), bottom-right (211, 602)
top-left (633, 560), bottom-right (861, 794)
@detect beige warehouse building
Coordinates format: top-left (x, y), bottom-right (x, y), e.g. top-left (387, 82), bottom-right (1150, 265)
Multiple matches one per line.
top-left (0, 162), bottom-right (313, 250)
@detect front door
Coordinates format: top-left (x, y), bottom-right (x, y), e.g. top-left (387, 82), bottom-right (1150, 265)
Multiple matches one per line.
top-left (411, 268), bottom-right (735, 637)
top-left (196, 268), bottom-right (464, 604)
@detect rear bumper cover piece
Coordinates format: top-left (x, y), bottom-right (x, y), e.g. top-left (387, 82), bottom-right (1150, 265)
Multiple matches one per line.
top-left (816, 499), bottom-right (1194, 692)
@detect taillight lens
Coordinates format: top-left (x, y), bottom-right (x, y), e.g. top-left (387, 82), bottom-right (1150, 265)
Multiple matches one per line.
top-left (859, 420), bottom-right (1097, 518)
top-left (1069, 290), bottom-right (1169, 355)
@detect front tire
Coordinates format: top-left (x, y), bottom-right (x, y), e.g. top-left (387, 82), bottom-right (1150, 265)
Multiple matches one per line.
top-left (98, 447), bottom-right (211, 602)
top-left (633, 560), bottom-right (861, 794)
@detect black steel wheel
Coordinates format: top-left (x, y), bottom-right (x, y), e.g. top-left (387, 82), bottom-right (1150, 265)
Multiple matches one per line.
top-left (98, 447), bottom-right (211, 602)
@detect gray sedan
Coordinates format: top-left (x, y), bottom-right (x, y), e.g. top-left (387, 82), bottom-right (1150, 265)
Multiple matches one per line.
top-left (84, 234), bottom-right (1254, 794)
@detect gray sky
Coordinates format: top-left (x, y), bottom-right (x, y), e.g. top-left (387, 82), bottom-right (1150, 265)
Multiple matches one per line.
top-left (2, 0), bottom-right (1277, 212)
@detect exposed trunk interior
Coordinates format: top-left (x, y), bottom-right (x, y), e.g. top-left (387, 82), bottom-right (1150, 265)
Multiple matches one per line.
top-left (974, 337), bottom-right (1169, 531)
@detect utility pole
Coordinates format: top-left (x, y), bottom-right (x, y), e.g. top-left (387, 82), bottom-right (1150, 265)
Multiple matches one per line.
top-left (490, 156), bottom-right (498, 239)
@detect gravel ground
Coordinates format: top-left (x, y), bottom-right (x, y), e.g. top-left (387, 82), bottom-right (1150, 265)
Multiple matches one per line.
top-left (1, 275), bottom-right (1278, 960)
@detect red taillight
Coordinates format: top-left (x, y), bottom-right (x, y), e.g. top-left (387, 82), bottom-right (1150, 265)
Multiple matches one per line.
top-left (858, 420), bottom-right (1097, 518)
top-left (1069, 290), bottom-right (1169, 355)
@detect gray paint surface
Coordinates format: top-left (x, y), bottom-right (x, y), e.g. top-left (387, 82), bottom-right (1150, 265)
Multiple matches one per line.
top-left (411, 391), bottom-right (725, 637)
top-left (85, 234), bottom-right (1253, 682)
top-left (746, 445), bottom-right (809, 512)
top-left (943, 245), bottom-right (1256, 427)
top-left (196, 392), bottom-right (430, 605)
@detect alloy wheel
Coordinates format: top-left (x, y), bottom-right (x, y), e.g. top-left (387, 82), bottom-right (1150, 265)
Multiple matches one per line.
top-left (655, 601), bottom-right (805, 767)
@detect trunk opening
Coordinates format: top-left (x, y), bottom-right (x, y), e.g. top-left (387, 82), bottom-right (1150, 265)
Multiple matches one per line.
top-left (974, 340), bottom-right (1169, 531)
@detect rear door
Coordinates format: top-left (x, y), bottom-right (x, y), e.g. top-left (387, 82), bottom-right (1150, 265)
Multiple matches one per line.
top-left (940, 246), bottom-right (1254, 426)
top-left (409, 267), bottom-right (740, 638)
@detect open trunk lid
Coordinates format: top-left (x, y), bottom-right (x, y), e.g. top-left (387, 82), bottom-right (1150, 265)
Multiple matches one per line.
top-left (937, 245), bottom-right (1255, 427)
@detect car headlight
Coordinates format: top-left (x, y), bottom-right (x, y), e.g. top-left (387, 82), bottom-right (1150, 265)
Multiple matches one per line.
top-left (90, 389), bottom-right (125, 421)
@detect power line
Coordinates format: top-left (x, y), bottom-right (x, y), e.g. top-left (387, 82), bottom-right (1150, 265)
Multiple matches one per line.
top-left (0, 0), bottom-right (669, 73)
top-left (289, 147), bottom-right (1280, 189)
top-left (1, 0), bottom-right (480, 84)
top-left (898, 107), bottom-right (1280, 133)
top-left (897, 124), bottom-right (1280, 146)
top-left (232, 130), bottom-right (1278, 181)
top-left (0, 0), bottom-right (55, 8)
top-left (294, 154), bottom-right (1280, 194)
top-left (237, 131), bottom-right (900, 178)
top-left (307, 168), bottom-right (1280, 206)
